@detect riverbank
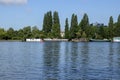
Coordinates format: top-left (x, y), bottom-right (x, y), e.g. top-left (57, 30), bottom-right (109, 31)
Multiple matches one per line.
top-left (0, 40), bottom-right (22, 42)
top-left (0, 38), bottom-right (116, 42)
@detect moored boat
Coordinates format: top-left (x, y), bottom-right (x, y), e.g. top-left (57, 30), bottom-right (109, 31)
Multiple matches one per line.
top-left (26, 39), bottom-right (43, 42)
top-left (113, 37), bottom-right (120, 42)
top-left (89, 39), bottom-right (110, 42)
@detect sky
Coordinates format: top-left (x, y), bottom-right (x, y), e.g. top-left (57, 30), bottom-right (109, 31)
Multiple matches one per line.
top-left (0, 0), bottom-right (120, 31)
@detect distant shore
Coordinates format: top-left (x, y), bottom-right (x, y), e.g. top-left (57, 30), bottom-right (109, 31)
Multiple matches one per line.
top-left (0, 40), bottom-right (22, 42)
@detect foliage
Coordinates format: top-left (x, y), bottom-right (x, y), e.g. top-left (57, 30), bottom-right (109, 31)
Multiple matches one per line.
top-left (108, 16), bottom-right (114, 39)
top-left (114, 15), bottom-right (120, 37)
top-left (6, 27), bottom-right (15, 39)
top-left (0, 11), bottom-right (120, 41)
top-left (52, 11), bottom-right (61, 38)
top-left (42, 11), bottom-right (61, 38)
top-left (32, 26), bottom-right (40, 38)
top-left (23, 26), bottom-right (32, 39)
top-left (0, 28), bottom-right (7, 40)
top-left (42, 11), bottom-right (52, 37)
top-left (64, 18), bottom-right (69, 39)
top-left (70, 14), bottom-right (78, 39)
top-left (79, 13), bottom-right (89, 32)
top-left (81, 31), bottom-right (87, 38)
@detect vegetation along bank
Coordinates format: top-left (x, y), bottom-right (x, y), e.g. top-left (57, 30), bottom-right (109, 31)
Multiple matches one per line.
top-left (0, 11), bottom-right (120, 41)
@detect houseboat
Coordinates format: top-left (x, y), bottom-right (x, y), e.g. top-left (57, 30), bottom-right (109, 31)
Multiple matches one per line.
top-left (26, 39), bottom-right (43, 42)
top-left (89, 39), bottom-right (110, 42)
top-left (113, 37), bottom-right (120, 42)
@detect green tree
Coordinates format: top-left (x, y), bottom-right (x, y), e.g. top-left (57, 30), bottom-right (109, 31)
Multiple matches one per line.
top-left (23, 26), bottom-right (32, 39)
top-left (98, 26), bottom-right (104, 39)
top-left (39, 30), bottom-right (46, 39)
top-left (76, 29), bottom-right (82, 39)
top-left (32, 26), bottom-right (40, 38)
top-left (64, 18), bottom-right (69, 39)
top-left (104, 27), bottom-right (109, 39)
top-left (6, 27), bottom-right (15, 39)
top-left (52, 11), bottom-right (61, 38)
top-left (108, 16), bottom-right (114, 40)
top-left (81, 31), bottom-right (87, 38)
top-left (0, 28), bottom-right (6, 40)
top-left (42, 11), bottom-right (52, 37)
top-left (12, 30), bottom-right (21, 40)
top-left (42, 13), bottom-right (47, 33)
top-left (79, 13), bottom-right (89, 37)
top-left (90, 26), bottom-right (98, 39)
top-left (70, 14), bottom-right (78, 39)
top-left (17, 29), bottom-right (24, 40)
top-left (114, 15), bottom-right (120, 37)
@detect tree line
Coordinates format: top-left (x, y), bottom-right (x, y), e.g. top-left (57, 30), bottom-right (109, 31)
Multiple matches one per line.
top-left (42, 11), bottom-right (120, 40)
top-left (0, 26), bottom-right (42, 40)
top-left (0, 11), bottom-right (120, 40)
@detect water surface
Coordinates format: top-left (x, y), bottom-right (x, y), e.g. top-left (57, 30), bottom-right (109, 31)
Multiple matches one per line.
top-left (0, 42), bottom-right (120, 80)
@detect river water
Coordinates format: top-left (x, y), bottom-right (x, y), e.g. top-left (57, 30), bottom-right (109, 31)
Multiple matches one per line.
top-left (0, 42), bottom-right (120, 80)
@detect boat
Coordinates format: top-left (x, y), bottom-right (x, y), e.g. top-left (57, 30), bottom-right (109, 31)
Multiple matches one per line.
top-left (44, 38), bottom-right (68, 41)
top-left (113, 37), bottom-right (120, 42)
top-left (26, 39), bottom-right (43, 42)
top-left (89, 39), bottom-right (110, 42)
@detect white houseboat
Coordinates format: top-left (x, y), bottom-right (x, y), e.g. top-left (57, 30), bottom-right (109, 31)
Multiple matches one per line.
top-left (113, 37), bottom-right (120, 42)
top-left (26, 39), bottom-right (43, 42)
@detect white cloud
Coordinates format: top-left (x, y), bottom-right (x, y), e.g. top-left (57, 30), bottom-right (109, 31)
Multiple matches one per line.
top-left (0, 0), bottom-right (28, 5)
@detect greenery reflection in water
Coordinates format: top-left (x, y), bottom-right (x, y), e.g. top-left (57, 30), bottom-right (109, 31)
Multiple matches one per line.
top-left (0, 42), bottom-right (120, 80)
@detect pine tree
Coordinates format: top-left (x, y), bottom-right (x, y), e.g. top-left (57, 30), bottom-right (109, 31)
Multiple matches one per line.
top-left (52, 11), bottom-right (61, 38)
top-left (64, 18), bottom-right (69, 39)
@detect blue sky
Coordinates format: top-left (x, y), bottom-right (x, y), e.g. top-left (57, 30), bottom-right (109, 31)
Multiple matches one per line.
top-left (0, 0), bottom-right (120, 31)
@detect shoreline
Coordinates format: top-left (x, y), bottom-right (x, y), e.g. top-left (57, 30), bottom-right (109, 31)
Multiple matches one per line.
top-left (0, 40), bottom-right (22, 42)
top-left (0, 39), bottom-right (117, 42)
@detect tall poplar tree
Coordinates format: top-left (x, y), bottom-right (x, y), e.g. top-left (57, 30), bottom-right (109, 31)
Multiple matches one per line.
top-left (79, 13), bottom-right (89, 37)
top-left (64, 18), bottom-right (69, 39)
top-left (52, 11), bottom-right (61, 38)
top-left (108, 16), bottom-right (114, 39)
top-left (43, 13), bottom-right (47, 32)
top-left (47, 11), bottom-right (52, 33)
top-left (115, 15), bottom-right (120, 37)
top-left (70, 14), bottom-right (78, 39)
top-left (42, 11), bottom-right (52, 37)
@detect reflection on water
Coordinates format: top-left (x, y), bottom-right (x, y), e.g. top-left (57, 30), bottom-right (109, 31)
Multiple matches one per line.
top-left (0, 42), bottom-right (120, 80)
top-left (43, 42), bottom-right (60, 80)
